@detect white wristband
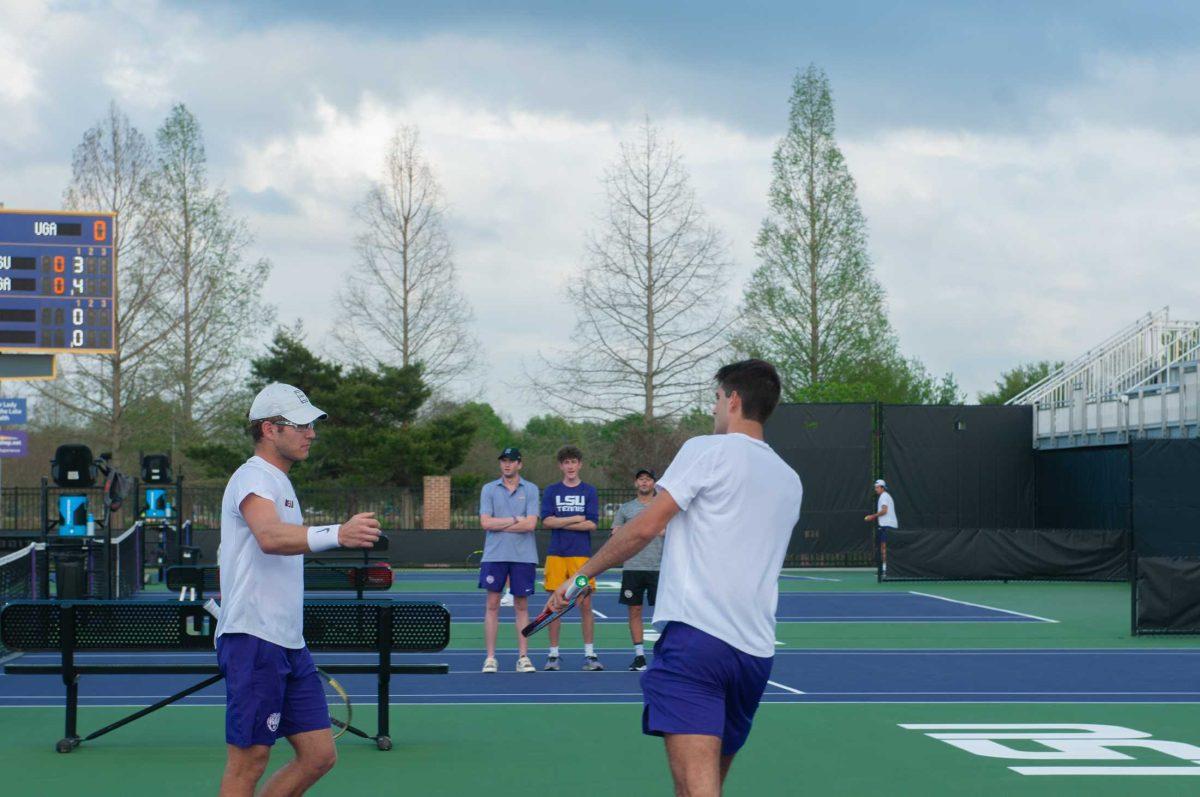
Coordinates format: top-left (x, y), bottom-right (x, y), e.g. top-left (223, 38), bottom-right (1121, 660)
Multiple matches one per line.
top-left (307, 524), bottom-right (341, 553)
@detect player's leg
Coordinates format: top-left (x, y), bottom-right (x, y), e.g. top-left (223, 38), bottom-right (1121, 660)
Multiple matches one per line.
top-left (263, 646), bottom-right (338, 795)
top-left (663, 733), bottom-right (723, 797)
top-left (484, 590), bottom-right (502, 664)
top-left (511, 562), bottom-right (536, 671)
top-left (719, 754), bottom-right (736, 785)
top-left (217, 633), bottom-right (285, 796)
top-left (543, 556), bottom-right (565, 669)
top-left (620, 570), bottom-right (647, 671)
top-left (579, 589), bottom-right (596, 644)
top-left (219, 745), bottom-right (270, 796)
top-left (479, 562), bottom-right (507, 670)
top-left (259, 729), bottom-right (336, 797)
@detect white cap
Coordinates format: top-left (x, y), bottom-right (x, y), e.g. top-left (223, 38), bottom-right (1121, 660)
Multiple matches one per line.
top-left (874, 479), bottom-right (887, 488)
top-left (248, 383), bottom-right (327, 424)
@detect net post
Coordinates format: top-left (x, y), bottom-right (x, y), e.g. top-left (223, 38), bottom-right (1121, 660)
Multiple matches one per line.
top-left (39, 478), bottom-right (49, 598)
top-left (105, 510), bottom-right (115, 600)
top-left (1130, 550), bottom-right (1139, 636)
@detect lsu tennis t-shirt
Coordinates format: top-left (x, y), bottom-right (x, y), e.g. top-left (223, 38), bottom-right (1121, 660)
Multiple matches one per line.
top-left (216, 456), bottom-right (307, 649)
top-left (541, 481), bottom-right (599, 557)
top-left (653, 433), bottom-right (803, 658)
top-left (877, 491), bottom-right (898, 528)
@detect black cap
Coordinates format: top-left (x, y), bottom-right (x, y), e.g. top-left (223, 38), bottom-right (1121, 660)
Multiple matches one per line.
top-left (634, 468), bottom-right (656, 480)
top-left (498, 447), bottom-right (522, 461)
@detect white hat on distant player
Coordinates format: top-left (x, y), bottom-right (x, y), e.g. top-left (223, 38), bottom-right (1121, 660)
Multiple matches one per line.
top-left (874, 479), bottom-right (887, 488)
top-left (248, 383), bottom-right (327, 425)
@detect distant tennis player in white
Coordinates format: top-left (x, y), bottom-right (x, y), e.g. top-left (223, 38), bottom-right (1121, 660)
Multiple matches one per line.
top-left (864, 479), bottom-right (898, 572)
top-left (217, 383), bottom-right (381, 797)
top-left (546, 359), bottom-right (802, 796)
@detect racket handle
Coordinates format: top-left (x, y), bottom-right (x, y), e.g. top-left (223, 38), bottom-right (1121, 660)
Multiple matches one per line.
top-left (563, 573), bottom-right (589, 601)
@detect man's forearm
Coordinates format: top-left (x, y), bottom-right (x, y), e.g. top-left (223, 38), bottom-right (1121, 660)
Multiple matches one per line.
top-left (542, 515), bottom-right (585, 529)
top-left (254, 520), bottom-right (321, 555)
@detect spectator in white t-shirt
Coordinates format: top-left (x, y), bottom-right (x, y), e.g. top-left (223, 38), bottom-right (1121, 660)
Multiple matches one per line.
top-left (545, 359), bottom-right (802, 796)
top-left (215, 383), bottom-right (381, 797)
top-left (865, 479), bottom-right (898, 570)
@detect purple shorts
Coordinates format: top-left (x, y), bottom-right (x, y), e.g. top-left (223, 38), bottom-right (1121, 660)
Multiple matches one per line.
top-left (478, 561), bottom-right (536, 595)
top-left (217, 633), bottom-right (330, 747)
top-left (640, 622), bottom-right (773, 756)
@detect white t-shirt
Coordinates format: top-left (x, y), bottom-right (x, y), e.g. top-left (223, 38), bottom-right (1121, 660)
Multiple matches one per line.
top-left (215, 456), bottom-right (306, 649)
top-left (652, 433), bottom-right (803, 658)
top-left (877, 492), bottom-right (898, 528)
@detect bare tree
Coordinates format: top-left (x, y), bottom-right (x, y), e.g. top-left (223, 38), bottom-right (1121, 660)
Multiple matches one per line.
top-left (146, 104), bottom-right (273, 432)
top-left (333, 127), bottom-right (477, 393)
top-left (532, 121), bottom-right (730, 421)
top-left (32, 102), bottom-right (171, 466)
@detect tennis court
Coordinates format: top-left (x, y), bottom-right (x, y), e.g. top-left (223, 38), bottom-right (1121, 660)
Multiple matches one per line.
top-left (3, 568), bottom-right (1200, 795)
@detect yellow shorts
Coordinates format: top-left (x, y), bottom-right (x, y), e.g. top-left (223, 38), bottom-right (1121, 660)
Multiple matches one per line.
top-left (544, 556), bottom-right (596, 592)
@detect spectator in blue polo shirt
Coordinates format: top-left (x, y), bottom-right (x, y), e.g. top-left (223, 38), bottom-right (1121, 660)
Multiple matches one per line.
top-left (478, 447), bottom-right (540, 674)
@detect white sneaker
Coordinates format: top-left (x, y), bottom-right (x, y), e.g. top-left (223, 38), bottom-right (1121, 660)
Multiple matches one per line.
top-left (515, 655), bottom-right (536, 673)
top-left (500, 591), bottom-right (514, 607)
top-left (482, 657), bottom-right (498, 673)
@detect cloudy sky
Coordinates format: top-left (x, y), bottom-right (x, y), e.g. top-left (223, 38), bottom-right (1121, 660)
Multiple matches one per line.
top-left (3, 0), bottom-right (1199, 423)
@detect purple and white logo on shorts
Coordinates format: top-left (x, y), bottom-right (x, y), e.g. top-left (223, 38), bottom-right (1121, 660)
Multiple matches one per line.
top-left (624, 589), bottom-right (634, 598)
top-left (486, 575), bottom-right (495, 584)
top-left (267, 712), bottom-right (281, 732)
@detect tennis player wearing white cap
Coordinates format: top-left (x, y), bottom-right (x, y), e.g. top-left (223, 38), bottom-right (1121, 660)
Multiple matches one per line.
top-left (216, 383), bottom-right (381, 797)
top-left (865, 479), bottom-right (898, 572)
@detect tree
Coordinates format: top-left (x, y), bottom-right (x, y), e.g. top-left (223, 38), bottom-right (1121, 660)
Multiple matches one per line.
top-left (333, 127), bottom-right (477, 393)
top-left (978, 361), bottom-right (1062, 405)
top-left (531, 120), bottom-right (731, 421)
top-left (146, 104), bottom-right (273, 434)
top-left (33, 102), bottom-right (170, 467)
top-left (186, 329), bottom-right (476, 486)
top-left (733, 65), bottom-right (905, 400)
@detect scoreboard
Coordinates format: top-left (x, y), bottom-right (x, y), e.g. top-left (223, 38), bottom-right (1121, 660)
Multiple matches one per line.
top-left (0, 209), bottom-right (116, 354)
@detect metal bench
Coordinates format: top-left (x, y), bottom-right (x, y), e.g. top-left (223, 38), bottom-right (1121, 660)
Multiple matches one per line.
top-left (1, 599), bottom-right (450, 752)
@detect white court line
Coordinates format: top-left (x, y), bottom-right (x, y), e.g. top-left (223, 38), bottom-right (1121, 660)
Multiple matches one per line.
top-left (767, 679), bottom-right (805, 695)
top-left (907, 591), bottom-right (1059, 623)
top-left (591, 609), bottom-right (609, 619)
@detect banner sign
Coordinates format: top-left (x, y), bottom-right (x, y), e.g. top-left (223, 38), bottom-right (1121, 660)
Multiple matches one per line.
top-left (0, 430), bottom-right (28, 457)
top-left (0, 397), bottom-right (27, 424)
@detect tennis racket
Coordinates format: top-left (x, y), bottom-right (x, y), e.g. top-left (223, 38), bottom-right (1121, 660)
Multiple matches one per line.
top-left (522, 574), bottom-right (592, 638)
top-left (318, 669), bottom-right (351, 741)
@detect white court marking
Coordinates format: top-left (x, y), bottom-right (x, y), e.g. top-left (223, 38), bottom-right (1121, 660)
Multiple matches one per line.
top-left (907, 591), bottom-right (1059, 623)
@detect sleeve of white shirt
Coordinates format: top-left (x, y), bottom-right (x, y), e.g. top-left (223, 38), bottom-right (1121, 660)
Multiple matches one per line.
top-left (232, 467), bottom-right (278, 514)
top-left (656, 438), bottom-right (718, 511)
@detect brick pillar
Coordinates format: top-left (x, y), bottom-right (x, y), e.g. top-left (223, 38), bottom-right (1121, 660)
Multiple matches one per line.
top-left (423, 475), bottom-right (451, 529)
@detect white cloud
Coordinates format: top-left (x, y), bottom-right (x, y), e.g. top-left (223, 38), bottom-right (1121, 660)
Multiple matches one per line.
top-left (2, 1), bottom-right (1199, 418)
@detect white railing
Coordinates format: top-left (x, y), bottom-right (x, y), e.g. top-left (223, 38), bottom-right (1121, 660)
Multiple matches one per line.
top-left (1008, 308), bottom-right (1200, 408)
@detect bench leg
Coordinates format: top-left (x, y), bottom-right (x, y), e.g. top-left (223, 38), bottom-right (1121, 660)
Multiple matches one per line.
top-left (375, 605), bottom-right (392, 751)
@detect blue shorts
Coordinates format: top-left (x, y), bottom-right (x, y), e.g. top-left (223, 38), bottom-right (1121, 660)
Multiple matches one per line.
top-left (217, 633), bottom-right (330, 748)
top-left (640, 622), bottom-right (773, 756)
top-left (478, 561), bottom-right (536, 595)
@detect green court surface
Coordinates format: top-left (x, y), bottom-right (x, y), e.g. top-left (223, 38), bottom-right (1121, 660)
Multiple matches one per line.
top-left (4, 569), bottom-right (1199, 795)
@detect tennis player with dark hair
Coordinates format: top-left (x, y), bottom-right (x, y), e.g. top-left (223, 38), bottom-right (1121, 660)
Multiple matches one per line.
top-left (546, 359), bottom-right (802, 796)
top-left (541, 445), bottom-right (602, 671)
top-left (217, 383), bottom-right (381, 797)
